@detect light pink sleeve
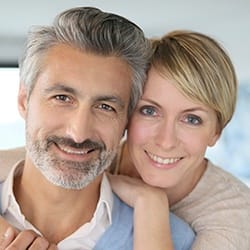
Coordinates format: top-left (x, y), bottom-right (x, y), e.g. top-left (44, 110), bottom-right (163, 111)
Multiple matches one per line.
top-left (0, 147), bottom-right (25, 181)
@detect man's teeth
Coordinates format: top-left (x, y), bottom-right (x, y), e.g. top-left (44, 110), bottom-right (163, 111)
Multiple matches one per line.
top-left (59, 145), bottom-right (89, 155)
top-left (148, 152), bottom-right (180, 164)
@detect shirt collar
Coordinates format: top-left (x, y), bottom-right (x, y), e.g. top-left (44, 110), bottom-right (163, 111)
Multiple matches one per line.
top-left (1, 162), bottom-right (115, 248)
top-left (1, 162), bottom-right (114, 224)
top-left (97, 172), bottom-right (113, 224)
top-left (1, 160), bottom-right (24, 214)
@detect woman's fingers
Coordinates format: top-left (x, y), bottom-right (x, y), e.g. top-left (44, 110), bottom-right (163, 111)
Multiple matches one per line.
top-left (0, 229), bottom-right (55, 250)
top-left (108, 173), bottom-right (168, 208)
top-left (0, 227), bottom-right (17, 250)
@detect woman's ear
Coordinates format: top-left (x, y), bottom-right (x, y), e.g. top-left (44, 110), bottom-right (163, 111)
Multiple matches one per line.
top-left (208, 127), bottom-right (221, 147)
top-left (18, 83), bottom-right (28, 119)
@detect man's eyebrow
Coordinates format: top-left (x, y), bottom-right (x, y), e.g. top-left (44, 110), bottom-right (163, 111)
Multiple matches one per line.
top-left (44, 84), bottom-right (126, 109)
top-left (44, 84), bottom-right (77, 95)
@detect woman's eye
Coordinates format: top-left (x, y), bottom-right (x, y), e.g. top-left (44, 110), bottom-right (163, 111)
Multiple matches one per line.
top-left (139, 106), bottom-right (157, 116)
top-left (184, 114), bottom-right (202, 125)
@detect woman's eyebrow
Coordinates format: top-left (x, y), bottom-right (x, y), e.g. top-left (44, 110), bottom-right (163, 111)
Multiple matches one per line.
top-left (183, 107), bottom-right (210, 113)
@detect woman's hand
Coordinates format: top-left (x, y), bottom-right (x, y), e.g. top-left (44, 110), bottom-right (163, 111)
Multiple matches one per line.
top-left (108, 173), bottom-right (168, 207)
top-left (0, 226), bottom-right (57, 250)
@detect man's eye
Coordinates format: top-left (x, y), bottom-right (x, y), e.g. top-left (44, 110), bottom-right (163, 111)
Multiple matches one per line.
top-left (139, 106), bottom-right (157, 116)
top-left (98, 103), bottom-right (115, 112)
top-left (54, 95), bottom-right (71, 103)
top-left (184, 114), bottom-right (202, 125)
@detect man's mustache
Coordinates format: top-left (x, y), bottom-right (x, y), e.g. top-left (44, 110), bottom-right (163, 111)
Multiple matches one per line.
top-left (46, 136), bottom-right (106, 151)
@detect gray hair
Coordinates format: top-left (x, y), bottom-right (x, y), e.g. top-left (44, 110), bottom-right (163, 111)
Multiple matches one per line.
top-left (19, 7), bottom-right (151, 116)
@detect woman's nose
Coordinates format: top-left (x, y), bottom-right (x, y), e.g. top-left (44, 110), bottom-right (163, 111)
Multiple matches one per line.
top-left (155, 120), bottom-right (178, 150)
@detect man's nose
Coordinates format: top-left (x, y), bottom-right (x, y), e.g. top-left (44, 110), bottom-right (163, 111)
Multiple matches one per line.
top-left (65, 107), bottom-right (94, 143)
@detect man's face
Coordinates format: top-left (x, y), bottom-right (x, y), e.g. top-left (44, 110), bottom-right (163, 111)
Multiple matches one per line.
top-left (18, 44), bottom-right (132, 189)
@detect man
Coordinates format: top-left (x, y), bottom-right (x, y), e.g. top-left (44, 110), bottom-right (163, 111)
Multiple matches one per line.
top-left (0, 7), bottom-right (194, 249)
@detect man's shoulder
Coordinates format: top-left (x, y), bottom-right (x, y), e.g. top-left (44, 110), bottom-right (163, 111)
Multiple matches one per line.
top-left (112, 193), bottom-right (134, 227)
top-left (99, 193), bottom-right (195, 250)
top-left (94, 194), bottom-right (134, 250)
top-left (169, 212), bottom-right (195, 249)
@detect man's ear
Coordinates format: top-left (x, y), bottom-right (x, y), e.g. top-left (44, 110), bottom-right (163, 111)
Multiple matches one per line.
top-left (18, 83), bottom-right (28, 119)
top-left (122, 129), bottom-right (128, 139)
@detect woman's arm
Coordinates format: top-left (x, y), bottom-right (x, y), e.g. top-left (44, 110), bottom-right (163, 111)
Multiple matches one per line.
top-left (108, 174), bottom-right (173, 250)
top-left (0, 147), bottom-right (25, 182)
top-left (133, 187), bottom-right (173, 250)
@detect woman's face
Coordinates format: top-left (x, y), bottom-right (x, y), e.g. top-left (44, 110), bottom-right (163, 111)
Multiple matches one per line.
top-left (127, 67), bottom-right (220, 190)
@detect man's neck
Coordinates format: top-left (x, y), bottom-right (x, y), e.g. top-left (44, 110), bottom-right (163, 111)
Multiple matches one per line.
top-left (13, 160), bottom-right (102, 244)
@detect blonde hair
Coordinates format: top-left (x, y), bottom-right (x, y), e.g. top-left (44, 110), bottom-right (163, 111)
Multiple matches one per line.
top-left (151, 30), bottom-right (238, 131)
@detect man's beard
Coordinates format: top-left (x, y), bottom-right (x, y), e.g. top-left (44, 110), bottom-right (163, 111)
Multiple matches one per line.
top-left (26, 132), bottom-right (117, 190)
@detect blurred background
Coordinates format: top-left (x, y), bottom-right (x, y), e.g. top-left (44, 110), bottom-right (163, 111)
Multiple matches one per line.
top-left (0, 0), bottom-right (249, 184)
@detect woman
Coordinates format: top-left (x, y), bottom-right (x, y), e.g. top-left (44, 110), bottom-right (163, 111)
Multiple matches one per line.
top-left (109, 30), bottom-right (250, 249)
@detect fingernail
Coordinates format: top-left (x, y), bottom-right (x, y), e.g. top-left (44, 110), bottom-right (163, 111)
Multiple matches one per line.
top-left (3, 227), bottom-right (12, 239)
